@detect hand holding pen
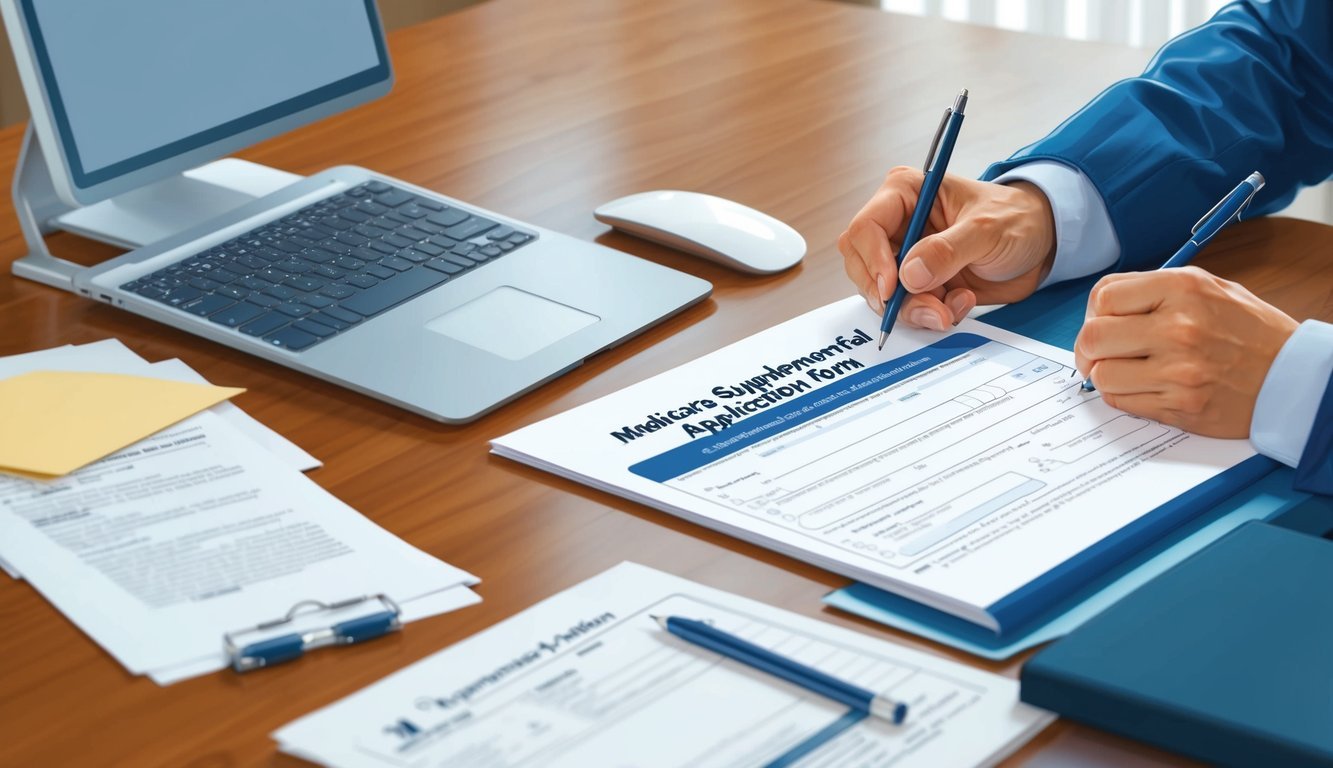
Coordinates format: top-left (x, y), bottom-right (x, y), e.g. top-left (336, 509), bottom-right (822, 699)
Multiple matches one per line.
top-left (875, 88), bottom-right (970, 349)
top-left (839, 90), bottom-right (1058, 340)
top-left (1079, 172), bottom-right (1266, 392)
top-left (1074, 171), bottom-right (1300, 438)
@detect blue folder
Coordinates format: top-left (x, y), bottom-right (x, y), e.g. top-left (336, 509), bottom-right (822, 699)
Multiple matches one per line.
top-left (1020, 513), bottom-right (1333, 767)
top-left (822, 276), bottom-right (1311, 658)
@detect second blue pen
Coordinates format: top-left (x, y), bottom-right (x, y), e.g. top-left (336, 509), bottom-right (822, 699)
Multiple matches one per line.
top-left (878, 88), bottom-right (970, 350)
top-left (655, 615), bottom-right (909, 724)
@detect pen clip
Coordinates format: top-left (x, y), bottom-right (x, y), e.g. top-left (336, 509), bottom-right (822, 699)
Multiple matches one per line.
top-left (223, 593), bottom-right (402, 672)
top-left (922, 108), bottom-right (951, 172)
top-left (1190, 174), bottom-right (1264, 235)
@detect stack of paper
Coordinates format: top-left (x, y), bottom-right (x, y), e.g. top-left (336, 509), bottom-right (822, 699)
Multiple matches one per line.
top-left (274, 562), bottom-right (1052, 767)
top-left (0, 341), bottom-right (480, 684)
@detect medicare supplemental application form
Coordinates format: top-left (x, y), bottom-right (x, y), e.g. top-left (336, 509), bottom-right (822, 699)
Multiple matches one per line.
top-left (493, 297), bottom-right (1258, 632)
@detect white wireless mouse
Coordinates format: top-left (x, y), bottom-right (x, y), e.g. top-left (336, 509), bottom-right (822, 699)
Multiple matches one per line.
top-left (594, 190), bottom-right (805, 274)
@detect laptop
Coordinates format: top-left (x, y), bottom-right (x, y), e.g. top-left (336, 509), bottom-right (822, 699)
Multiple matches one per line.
top-left (2, 0), bottom-right (711, 423)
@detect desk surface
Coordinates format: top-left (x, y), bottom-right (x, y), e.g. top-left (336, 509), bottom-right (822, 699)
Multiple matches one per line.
top-left (2, 1), bottom-right (1330, 765)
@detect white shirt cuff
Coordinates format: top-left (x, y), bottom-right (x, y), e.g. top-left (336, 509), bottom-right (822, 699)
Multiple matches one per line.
top-left (1250, 320), bottom-right (1333, 467)
top-left (992, 160), bottom-right (1120, 289)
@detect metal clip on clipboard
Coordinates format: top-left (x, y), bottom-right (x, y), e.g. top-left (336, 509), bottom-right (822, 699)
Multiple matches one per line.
top-left (224, 594), bottom-right (402, 672)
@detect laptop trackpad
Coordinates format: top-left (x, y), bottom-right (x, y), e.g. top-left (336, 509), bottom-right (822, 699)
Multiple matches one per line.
top-left (424, 286), bottom-right (600, 360)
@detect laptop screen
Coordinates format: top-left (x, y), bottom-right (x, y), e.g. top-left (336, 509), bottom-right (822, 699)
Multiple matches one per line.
top-left (19, 0), bottom-right (389, 187)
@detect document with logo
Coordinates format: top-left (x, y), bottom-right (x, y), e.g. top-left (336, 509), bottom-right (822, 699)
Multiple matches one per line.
top-left (274, 562), bottom-right (1050, 767)
top-left (493, 297), bottom-right (1266, 634)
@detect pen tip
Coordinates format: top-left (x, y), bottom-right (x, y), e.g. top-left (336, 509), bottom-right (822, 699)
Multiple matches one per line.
top-left (877, 332), bottom-right (887, 351)
top-left (1080, 378), bottom-right (1096, 392)
top-left (650, 615), bottom-right (668, 629)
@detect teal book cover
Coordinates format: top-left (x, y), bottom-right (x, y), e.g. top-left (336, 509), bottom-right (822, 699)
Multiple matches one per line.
top-left (1021, 520), bottom-right (1333, 767)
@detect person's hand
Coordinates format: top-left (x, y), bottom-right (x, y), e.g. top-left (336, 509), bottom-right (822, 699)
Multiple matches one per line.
top-left (839, 168), bottom-right (1058, 330)
top-left (1075, 267), bottom-right (1299, 438)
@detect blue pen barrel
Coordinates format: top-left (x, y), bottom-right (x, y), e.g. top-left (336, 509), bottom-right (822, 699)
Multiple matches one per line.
top-left (237, 633), bottom-right (305, 670)
top-left (666, 617), bottom-right (893, 719)
top-left (334, 611), bottom-right (399, 644)
top-left (696, 629), bottom-right (871, 711)
top-left (880, 92), bottom-right (968, 341)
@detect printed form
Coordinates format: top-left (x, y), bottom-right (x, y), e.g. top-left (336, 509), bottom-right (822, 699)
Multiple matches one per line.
top-left (0, 339), bottom-right (319, 581)
top-left (0, 409), bottom-right (479, 681)
top-left (493, 297), bottom-right (1257, 631)
top-left (275, 562), bottom-right (1050, 767)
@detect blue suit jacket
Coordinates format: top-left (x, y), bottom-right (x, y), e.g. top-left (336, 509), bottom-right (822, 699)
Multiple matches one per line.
top-left (983, 0), bottom-right (1333, 494)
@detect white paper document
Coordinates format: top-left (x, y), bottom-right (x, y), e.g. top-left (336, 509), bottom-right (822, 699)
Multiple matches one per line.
top-left (493, 297), bottom-right (1257, 632)
top-left (275, 562), bottom-right (1050, 767)
top-left (146, 357), bottom-right (321, 472)
top-left (0, 340), bottom-right (318, 581)
top-left (0, 339), bottom-right (319, 473)
top-left (0, 410), bottom-right (478, 679)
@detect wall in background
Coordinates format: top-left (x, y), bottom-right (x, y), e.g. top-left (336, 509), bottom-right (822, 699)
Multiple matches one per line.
top-left (879, 0), bottom-right (1229, 49)
top-left (0, 0), bottom-right (480, 129)
top-left (876, 0), bottom-right (1331, 223)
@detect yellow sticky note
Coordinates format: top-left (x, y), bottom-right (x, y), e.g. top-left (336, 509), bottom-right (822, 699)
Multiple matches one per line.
top-left (0, 371), bottom-right (244, 477)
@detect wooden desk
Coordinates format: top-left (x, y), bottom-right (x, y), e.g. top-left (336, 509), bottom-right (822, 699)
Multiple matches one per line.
top-left (1, 1), bottom-right (1329, 765)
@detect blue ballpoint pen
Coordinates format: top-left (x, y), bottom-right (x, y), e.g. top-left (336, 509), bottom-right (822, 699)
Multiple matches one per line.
top-left (878, 88), bottom-right (969, 350)
top-left (1081, 170), bottom-right (1266, 392)
top-left (654, 615), bottom-right (909, 724)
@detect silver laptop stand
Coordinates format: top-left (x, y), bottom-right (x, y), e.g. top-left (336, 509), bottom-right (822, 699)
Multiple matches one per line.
top-left (10, 125), bottom-right (299, 291)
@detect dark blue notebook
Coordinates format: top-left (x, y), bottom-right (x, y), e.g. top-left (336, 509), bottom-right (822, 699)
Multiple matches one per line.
top-left (1021, 515), bottom-right (1333, 767)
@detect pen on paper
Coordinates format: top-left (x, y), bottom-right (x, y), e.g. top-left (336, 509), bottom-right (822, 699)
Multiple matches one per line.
top-left (653, 614), bottom-right (909, 724)
top-left (879, 88), bottom-right (969, 350)
top-left (1080, 171), bottom-right (1264, 392)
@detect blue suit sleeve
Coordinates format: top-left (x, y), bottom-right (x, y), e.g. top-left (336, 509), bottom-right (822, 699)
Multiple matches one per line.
top-left (1295, 374), bottom-right (1333, 496)
top-left (982, 0), bottom-right (1333, 269)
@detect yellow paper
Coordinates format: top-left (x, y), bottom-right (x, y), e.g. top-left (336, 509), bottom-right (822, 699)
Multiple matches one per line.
top-left (0, 370), bottom-right (244, 477)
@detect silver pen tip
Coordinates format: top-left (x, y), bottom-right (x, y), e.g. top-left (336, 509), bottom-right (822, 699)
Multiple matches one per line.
top-left (650, 615), bottom-right (668, 629)
top-left (877, 332), bottom-right (887, 351)
top-left (953, 88), bottom-right (969, 113)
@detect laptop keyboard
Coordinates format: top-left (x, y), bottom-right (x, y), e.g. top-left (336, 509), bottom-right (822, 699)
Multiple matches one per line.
top-left (119, 180), bottom-right (537, 352)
